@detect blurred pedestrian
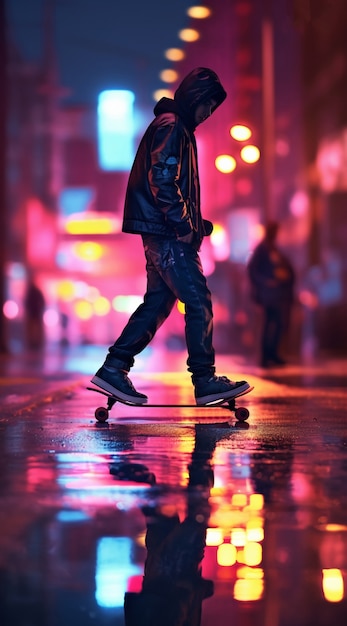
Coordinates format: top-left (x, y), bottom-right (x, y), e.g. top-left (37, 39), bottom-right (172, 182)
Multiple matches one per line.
top-left (247, 221), bottom-right (295, 367)
top-left (91, 67), bottom-right (250, 405)
top-left (24, 279), bottom-right (45, 350)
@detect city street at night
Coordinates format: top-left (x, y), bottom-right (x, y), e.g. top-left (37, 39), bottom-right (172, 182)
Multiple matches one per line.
top-left (2, 1), bottom-right (347, 625)
top-left (1, 346), bottom-right (347, 626)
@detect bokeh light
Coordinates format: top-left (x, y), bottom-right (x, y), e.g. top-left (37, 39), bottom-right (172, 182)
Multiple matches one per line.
top-left (97, 90), bottom-right (135, 171)
top-left (112, 295), bottom-right (143, 313)
top-left (159, 69), bottom-right (179, 83)
top-left (43, 309), bottom-right (60, 327)
top-left (74, 300), bottom-right (93, 320)
top-left (57, 280), bottom-right (76, 301)
top-left (73, 242), bottom-right (104, 261)
top-left (187, 6), bottom-right (212, 18)
top-left (230, 124), bottom-right (252, 141)
top-left (215, 154), bottom-right (237, 173)
top-left (322, 569), bottom-right (344, 603)
top-left (234, 578), bottom-right (264, 602)
top-left (86, 286), bottom-right (100, 302)
top-left (217, 543), bottom-right (237, 566)
top-left (231, 528), bottom-right (247, 547)
top-left (164, 48), bottom-right (185, 61)
top-left (206, 528), bottom-right (224, 546)
top-left (240, 145), bottom-right (260, 163)
top-left (93, 296), bottom-right (111, 316)
top-left (178, 28), bottom-right (200, 42)
top-left (243, 542), bottom-right (262, 566)
top-left (3, 300), bottom-right (19, 319)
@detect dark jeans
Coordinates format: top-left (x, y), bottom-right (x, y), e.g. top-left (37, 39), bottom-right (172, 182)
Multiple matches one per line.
top-left (105, 236), bottom-right (215, 381)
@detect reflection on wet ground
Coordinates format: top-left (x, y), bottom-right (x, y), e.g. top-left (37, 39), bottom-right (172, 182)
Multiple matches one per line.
top-left (0, 353), bottom-right (347, 625)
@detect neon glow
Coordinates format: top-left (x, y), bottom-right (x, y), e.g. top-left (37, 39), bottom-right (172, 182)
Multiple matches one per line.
top-left (98, 90), bottom-right (135, 170)
top-left (65, 215), bottom-right (118, 235)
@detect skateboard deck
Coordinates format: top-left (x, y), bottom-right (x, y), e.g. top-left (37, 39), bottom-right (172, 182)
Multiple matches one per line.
top-left (87, 385), bottom-right (254, 423)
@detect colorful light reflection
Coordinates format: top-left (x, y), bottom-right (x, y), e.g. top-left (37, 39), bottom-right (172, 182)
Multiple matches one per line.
top-left (322, 569), bottom-right (344, 603)
top-left (95, 537), bottom-right (142, 608)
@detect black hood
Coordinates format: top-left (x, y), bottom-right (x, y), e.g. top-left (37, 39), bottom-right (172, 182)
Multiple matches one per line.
top-left (153, 67), bottom-right (227, 131)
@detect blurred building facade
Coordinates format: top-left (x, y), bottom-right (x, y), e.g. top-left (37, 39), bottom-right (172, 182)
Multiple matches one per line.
top-left (3, 0), bottom-right (347, 357)
top-left (298, 0), bottom-right (347, 354)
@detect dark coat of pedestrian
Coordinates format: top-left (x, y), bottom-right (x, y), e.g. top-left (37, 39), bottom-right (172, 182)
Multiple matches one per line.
top-left (24, 280), bottom-right (46, 350)
top-left (247, 221), bottom-right (295, 367)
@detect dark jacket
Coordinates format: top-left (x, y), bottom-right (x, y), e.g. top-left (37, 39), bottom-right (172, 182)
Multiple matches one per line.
top-left (122, 68), bottom-right (226, 247)
top-left (247, 241), bottom-right (295, 306)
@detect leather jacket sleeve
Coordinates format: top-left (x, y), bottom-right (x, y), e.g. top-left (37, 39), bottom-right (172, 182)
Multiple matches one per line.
top-left (148, 118), bottom-right (193, 237)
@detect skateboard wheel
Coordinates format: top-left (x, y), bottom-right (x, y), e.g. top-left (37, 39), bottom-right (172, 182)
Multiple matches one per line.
top-left (95, 406), bottom-right (109, 422)
top-left (235, 406), bottom-right (249, 422)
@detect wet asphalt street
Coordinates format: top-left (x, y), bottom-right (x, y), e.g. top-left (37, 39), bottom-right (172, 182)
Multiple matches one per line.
top-left (0, 346), bottom-right (347, 626)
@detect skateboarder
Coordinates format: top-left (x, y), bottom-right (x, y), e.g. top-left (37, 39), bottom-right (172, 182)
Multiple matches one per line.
top-left (91, 67), bottom-right (250, 405)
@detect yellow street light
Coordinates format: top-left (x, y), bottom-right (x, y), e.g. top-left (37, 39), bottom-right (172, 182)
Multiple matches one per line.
top-left (178, 28), bottom-right (200, 42)
top-left (187, 6), bottom-right (212, 19)
top-left (240, 145), bottom-right (260, 163)
top-left (215, 154), bottom-right (237, 173)
top-left (159, 69), bottom-right (179, 83)
top-left (164, 48), bottom-right (185, 61)
top-left (230, 124), bottom-right (252, 141)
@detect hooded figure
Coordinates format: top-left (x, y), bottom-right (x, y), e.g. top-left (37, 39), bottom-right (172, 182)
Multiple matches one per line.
top-left (91, 67), bottom-right (251, 408)
top-left (123, 67), bottom-right (227, 250)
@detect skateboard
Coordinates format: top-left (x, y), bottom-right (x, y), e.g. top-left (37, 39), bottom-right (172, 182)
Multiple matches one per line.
top-left (87, 385), bottom-right (254, 423)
